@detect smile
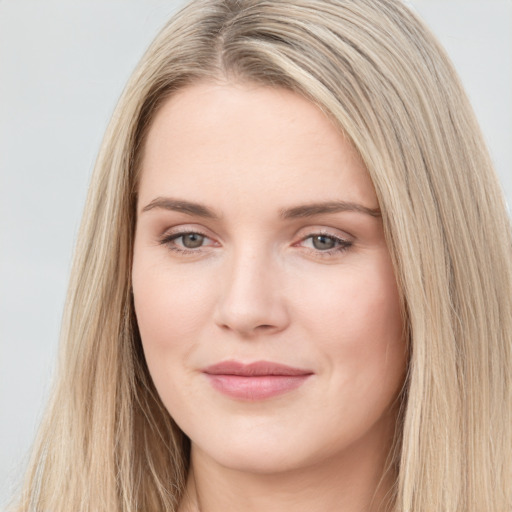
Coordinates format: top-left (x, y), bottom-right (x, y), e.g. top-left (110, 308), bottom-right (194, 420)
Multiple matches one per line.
top-left (202, 360), bottom-right (314, 400)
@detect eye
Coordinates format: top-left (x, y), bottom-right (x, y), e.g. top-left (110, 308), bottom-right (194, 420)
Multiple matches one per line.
top-left (177, 232), bottom-right (206, 249)
top-left (159, 230), bottom-right (217, 253)
top-left (310, 234), bottom-right (338, 250)
top-left (299, 233), bottom-right (352, 255)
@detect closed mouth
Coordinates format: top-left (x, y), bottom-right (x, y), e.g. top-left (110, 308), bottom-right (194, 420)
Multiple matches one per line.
top-left (202, 360), bottom-right (313, 400)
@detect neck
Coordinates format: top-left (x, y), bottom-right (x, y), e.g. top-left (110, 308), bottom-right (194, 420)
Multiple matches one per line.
top-left (178, 425), bottom-right (397, 512)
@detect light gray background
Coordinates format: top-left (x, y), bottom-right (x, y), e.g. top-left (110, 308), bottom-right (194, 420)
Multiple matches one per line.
top-left (1, 0), bottom-right (511, 507)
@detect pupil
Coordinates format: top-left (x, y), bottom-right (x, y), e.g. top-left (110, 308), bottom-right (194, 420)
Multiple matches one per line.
top-left (313, 235), bottom-right (335, 250)
top-left (183, 233), bottom-right (204, 249)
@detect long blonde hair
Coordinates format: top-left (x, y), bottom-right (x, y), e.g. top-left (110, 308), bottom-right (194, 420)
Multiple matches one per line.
top-left (14, 1), bottom-right (512, 511)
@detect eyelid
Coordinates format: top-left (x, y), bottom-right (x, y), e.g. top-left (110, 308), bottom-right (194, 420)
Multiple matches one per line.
top-left (158, 223), bottom-right (218, 240)
top-left (297, 233), bottom-right (352, 247)
top-left (293, 228), bottom-right (354, 257)
top-left (158, 225), bottom-right (221, 253)
top-left (157, 224), bottom-right (353, 257)
top-left (294, 225), bottom-right (354, 243)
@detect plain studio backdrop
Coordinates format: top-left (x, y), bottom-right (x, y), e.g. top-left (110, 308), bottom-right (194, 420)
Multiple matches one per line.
top-left (0, 0), bottom-right (511, 507)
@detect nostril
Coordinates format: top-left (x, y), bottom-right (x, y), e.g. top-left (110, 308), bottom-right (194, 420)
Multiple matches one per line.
top-left (213, 276), bottom-right (290, 335)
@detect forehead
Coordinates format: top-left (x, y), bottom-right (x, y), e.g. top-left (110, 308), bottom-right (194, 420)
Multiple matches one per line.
top-left (138, 82), bottom-right (378, 214)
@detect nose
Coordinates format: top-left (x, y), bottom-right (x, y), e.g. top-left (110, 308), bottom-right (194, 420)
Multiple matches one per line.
top-left (213, 247), bottom-right (290, 338)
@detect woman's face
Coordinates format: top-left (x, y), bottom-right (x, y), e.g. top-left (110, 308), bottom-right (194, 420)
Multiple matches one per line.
top-left (132, 82), bottom-right (406, 474)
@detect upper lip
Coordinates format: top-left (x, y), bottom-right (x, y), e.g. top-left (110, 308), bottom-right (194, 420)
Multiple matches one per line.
top-left (202, 360), bottom-right (313, 377)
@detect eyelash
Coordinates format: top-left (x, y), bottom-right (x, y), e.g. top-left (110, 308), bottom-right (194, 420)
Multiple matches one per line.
top-left (297, 232), bottom-right (353, 257)
top-left (159, 230), bottom-right (215, 255)
top-left (158, 230), bottom-right (353, 257)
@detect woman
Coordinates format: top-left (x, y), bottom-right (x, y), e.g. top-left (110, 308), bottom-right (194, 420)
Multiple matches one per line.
top-left (13, 0), bottom-right (512, 511)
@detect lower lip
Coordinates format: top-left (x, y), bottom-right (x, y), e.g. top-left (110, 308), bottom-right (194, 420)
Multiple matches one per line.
top-left (205, 374), bottom-right (311, 400)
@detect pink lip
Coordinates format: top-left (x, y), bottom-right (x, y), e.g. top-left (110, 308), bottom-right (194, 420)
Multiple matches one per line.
top-left (202, 360), bottom-right (313, 400)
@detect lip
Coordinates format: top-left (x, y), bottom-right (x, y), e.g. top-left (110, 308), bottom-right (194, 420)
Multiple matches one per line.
top-left (202, 360), bottom-right (314, 400)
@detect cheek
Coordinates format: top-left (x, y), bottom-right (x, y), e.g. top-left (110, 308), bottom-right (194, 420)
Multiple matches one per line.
top-left (131, 252), bottom-right (218, 389)
top-left (133, 256), bottom-right (210, 339)
top-left (298, 257), bottom-right (402, 336)
top-left (131, 259), bottom-right (216, 419)
top-left (295, 257), bottom-right (406, 396)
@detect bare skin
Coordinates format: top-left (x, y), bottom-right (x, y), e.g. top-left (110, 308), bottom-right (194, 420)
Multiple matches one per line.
top-left (133, 82), bottom-right (406, 512)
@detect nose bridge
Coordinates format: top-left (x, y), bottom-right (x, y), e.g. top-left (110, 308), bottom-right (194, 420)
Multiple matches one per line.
top-left (214, 241), bottom-right (288, 336)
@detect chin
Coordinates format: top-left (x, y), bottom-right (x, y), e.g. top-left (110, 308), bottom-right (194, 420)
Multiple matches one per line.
top-left (200, 447), bottom-right (308, 475)
top-left (190, 427), bottom-right (339, 476)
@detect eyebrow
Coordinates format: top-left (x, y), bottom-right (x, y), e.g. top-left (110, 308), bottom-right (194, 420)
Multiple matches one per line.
top-left (280, 201), bottom-right (381, 219)
top-left (140, 197), bottom-right (381, 219)
top-left (141, 197), bottom-right (221, 218)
